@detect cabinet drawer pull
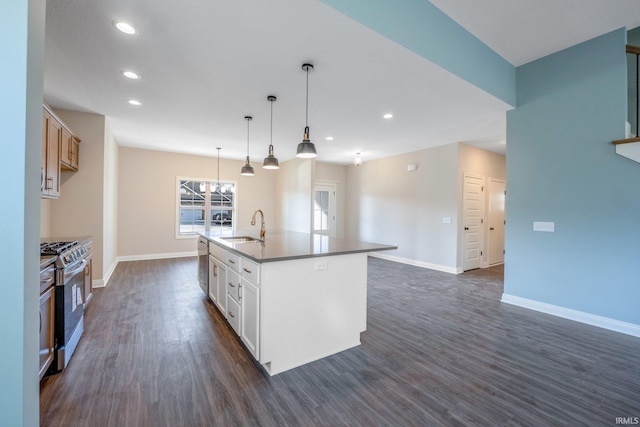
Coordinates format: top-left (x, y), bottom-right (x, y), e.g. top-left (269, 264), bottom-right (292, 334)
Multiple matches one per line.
top-left (238, 283), bottom-right (242, 301)
top-left (243, 268), bottom-right (252, 274)
top-left (228, 259), bottom-right (236, 264)
top-left (228, 311), bottom-right (235, 318)
top-left (228, 282), bottom-right (235, 288)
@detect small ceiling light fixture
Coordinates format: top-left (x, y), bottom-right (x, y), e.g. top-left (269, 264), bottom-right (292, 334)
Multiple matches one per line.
top-left (383, 113), bottom-right (393, 119)
top-left (122, 70), bottom-right (140, 79)
top-left (263, 95), bottom-right (280, 169)
top-left (296, 63), bottom-right (317, 158)
top-left (354, 152), bottom-right (363, 167)
top-left (325, 136), bottom-right (334, 141)
top-left (241, 116), bottom-right (255, 176)
top-left (128, 99), bottom-right (142, 106)
top-left (114, 22), bottom-right (136, 35)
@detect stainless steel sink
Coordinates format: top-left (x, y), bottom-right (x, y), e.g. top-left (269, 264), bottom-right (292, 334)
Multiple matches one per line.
top-left (220, 236), bottom-right (263, 243)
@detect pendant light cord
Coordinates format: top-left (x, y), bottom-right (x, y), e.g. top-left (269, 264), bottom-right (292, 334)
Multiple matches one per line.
top-left (305, 66), bottom-right (309, 127)
top-left (246, 117), bottom-right (251, 156)
top-left (270, 99), bottom-right (274, 145)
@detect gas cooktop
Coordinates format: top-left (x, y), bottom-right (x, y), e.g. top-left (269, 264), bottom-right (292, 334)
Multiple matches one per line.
top-left (40, 241), bottom-right (78, 256)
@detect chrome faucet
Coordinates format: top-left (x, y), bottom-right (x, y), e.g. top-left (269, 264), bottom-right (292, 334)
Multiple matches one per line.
top-left (251, 209), bottom-right (266, 240)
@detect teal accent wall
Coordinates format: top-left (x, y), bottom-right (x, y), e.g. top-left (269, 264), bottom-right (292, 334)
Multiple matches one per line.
top-left (505, 28), bottom-right (640, 324)
top-left (319, 0), bottom-right (516, 106)
top-left (0, 0), bottom-right (44, 425)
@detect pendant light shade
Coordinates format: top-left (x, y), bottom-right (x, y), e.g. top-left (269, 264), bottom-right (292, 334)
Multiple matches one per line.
top-left (296, 63), bottom-right (317, 158)
top-left (263, 95), bottom-right (280, 169)
top-left (241, 116), bottom-right (255, 176)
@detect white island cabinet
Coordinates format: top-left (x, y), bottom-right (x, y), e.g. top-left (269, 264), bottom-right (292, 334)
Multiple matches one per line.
top-left (198, 230), bottom-right (396, 376)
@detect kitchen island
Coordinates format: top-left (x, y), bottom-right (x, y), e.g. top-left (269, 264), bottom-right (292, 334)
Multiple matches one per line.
top-left (198, 230), bottom-right (396, 375)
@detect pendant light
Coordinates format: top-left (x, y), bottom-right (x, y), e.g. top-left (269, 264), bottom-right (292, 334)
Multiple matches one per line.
top-left (296, 63), bottom-right (317, 158)
top-left (241, 116), bottom-right (255, 176)
top-left (263, 95), bottom-right (280, 169)
top-left (354, 152), bottom-right (363, 167)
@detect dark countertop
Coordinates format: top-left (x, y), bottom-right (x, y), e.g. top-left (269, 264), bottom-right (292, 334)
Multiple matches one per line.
top-left (40, 255), bottom-right (56, 270)
top-left (199, 230), bottom-right (397, 263)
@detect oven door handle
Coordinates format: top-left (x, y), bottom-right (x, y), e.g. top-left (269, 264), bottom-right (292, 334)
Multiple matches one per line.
top-left (64, 259), bottom-right (87, 280)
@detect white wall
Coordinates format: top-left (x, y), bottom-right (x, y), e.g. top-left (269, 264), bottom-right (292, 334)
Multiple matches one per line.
top-left (275, 158), bottom-right (314, 233)
top-left (345, 144), bottom-right (459, 271)
top-left (49, 109), bottom-right (106, 282)
top-left (344, 142), bottom-right (505, 273)
top-left (117, 147), bottom-right (277, 258)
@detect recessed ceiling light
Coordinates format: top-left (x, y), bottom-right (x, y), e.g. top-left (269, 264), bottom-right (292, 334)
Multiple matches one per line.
top-left (325, 136), bottom-right (334, 141)
top-left (122, 70), bottom-right (140, 79)
top-left (114, 22), bottom-right (136, 35)
top-left (383, 113), bottom-right (393, 119)
top-left (128, 99), bottom-right (142, 106)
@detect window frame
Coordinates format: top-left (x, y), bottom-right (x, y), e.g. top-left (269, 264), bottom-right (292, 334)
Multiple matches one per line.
top-left (176, 176), bottom-right (237, 239)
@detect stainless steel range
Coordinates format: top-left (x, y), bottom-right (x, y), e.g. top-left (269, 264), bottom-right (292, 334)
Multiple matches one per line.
top-left (41, 240), bottom-right (89, 372)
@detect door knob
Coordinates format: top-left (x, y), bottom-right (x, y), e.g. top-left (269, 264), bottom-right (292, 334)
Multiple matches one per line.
top-left (490, 227), bottom-right (494, 230)
top-left (464, 227), bottom-right (469, 230)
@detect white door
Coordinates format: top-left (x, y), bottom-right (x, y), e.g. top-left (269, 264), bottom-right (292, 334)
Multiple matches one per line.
top-left (314, 182), bottom-right (337, 237)
top-left (488, 179), bottom-right (506, 266)
top-left (463, 174), bottom-right (483, 271)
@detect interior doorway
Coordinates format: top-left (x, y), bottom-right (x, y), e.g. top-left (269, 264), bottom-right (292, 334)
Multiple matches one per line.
top-left (462, 174), bottom-right (483, 271)
top-left (487, 179), bottom-right (506, 266)
top-left (313, 182), bottom-right (337, 237)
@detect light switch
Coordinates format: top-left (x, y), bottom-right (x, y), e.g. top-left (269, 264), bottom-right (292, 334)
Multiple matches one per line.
top-left (533, 221), bottom-right (555, 232)
top-left (442, 217), bottom-right (451, 224)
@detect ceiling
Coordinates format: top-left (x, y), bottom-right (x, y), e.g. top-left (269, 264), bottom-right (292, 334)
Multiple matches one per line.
top-left (44, 0), bottom-right (640, 165)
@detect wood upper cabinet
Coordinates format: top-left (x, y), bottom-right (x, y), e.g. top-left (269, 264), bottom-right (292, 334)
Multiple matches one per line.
top-left (42, 104), bottom-right (81, 198)
top-left (60, 127), bottom-right (80, 171)
top-left (42, 108), bottom-right (61, 198)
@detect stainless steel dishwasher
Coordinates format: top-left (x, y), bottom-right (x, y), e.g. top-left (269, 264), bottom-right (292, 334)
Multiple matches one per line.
top-left (197, 236), bottom-right (208, 296)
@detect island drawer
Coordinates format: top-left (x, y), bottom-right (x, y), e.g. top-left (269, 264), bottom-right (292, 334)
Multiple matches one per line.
top-left (240, 258), bottom-right (260, 284)
top-left (227, 252), bottom-right (240, 272)
top-left (208, 243), bottom-right (227, 263)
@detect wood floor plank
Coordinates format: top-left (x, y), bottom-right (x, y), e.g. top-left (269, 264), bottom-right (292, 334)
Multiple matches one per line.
top-left (40, 257), bottom-right (640, 426)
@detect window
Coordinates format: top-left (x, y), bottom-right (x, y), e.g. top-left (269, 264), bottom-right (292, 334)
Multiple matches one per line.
top-left (177, 178), bottom-right (236, 236)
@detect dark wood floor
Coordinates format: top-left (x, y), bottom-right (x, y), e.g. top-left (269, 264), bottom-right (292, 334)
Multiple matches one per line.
top-left (40, 257), bottom-right (640, 426)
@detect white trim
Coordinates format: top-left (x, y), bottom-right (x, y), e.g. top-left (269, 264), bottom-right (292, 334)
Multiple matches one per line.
top-left (118, 251), bottom-right (197, 262)
top-left (501, 294), bottom-right (640, 338)
top-left (92, 251), bottom-right (197, 288)
top-left (369, 252), bottom-right (461, 274)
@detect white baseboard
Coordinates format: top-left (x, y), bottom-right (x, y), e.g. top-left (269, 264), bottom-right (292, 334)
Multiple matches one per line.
top-left (117, 251), bottom-right (197, 262)
top-left (369, 252), bottom-right (461, 274)
top-left (92, 251), bottom-right (197, 288)
top-left (501, 293), bottom-right (640, 338)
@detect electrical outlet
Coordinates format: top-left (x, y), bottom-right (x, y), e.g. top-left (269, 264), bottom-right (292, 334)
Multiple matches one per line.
top-left (315, 261), bottom-right (328, 271)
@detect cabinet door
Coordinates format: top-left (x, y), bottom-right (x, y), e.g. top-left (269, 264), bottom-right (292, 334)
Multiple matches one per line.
top-left (226, 297), bottom-right (241, 335)
top-left (240, 278), bottom-right (260, 359)
top-left (83, 256), bottom-right (93, 306)
top-left (208, 255), bottom-right (218, 304)
top-left (70, 136), bottom-right (80, 170)
top-left (61, 127), bottom-right (72, 168)
top-left (39, 286), bottom-right (55, 380)
top-left (215, 261), bottom-right (227, 315)
top-left (44, 113), bottom-right (61, 198)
